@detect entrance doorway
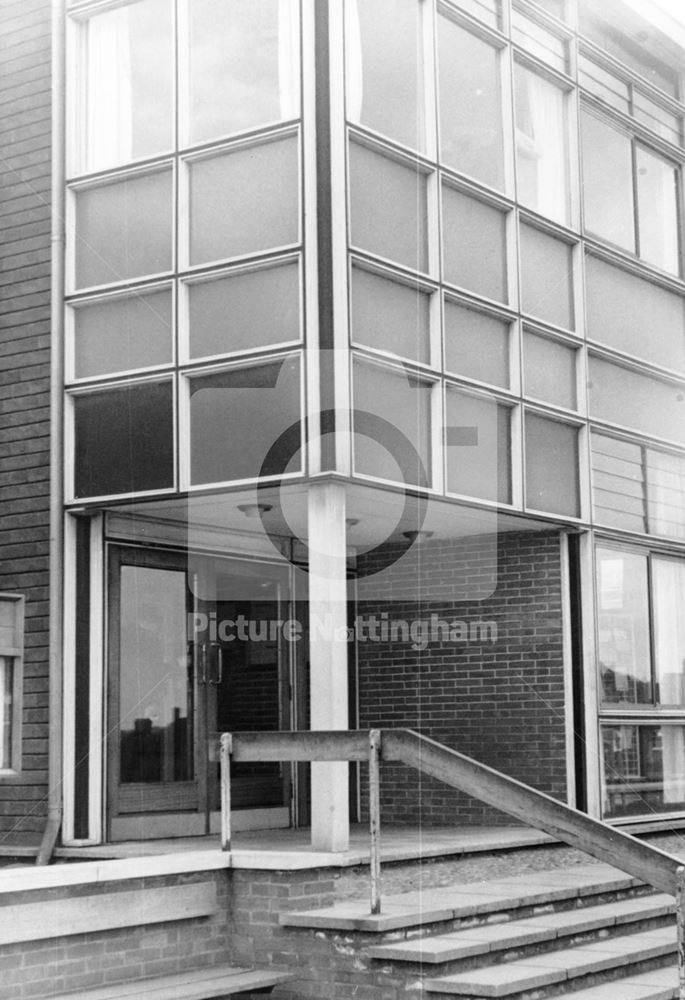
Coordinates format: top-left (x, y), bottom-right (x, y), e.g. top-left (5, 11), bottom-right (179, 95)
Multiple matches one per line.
top-left (107, 545), bottom-right (294, 840)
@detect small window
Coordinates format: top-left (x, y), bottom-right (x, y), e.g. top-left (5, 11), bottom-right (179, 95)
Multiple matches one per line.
top-left (73, 380), bottom-right (174, 498)
top-left (72, 287), bottom-right (173, 379)
top-left (0, 595), bottom-right (24, 773)
top-left (187, 260), bottom-right (301, 360)
top-left (188, 135), bottom-right (299, 266)
top-left (437, 15), bottom-right (504, 190)
top-left (525, 411), bottom-right (579, 515)
top-left (442, 186), bottom-right (508, 302)
top-left (446, 388), bottom-right (511, 503)
top-left (519, 224), bottom-right (574, 330)
top-left (349, 141), bottom-right (429, 272)
top-left (444, 300), bottom-right (510, 389)
top-left (346, 0), bottom-right (424, 151)
top-left (511, 10), bottom-right (567, 73)
top-left (523, 331), bottom-right (577, 409)
top-left (73, 168), bottom-right (173, 290)
top-left (596, 547), bottom-right (652, 706)
top-left (351, 266), bottom-right (431, 365)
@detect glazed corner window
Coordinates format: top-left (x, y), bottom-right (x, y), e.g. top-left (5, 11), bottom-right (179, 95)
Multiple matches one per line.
top-left (514, 63), bottom-right (569, 224)
top-left (0, 595), bottom-right (24, 773)
top-left (346, 0), bottom-right (424, 151)
top-left (189, 356), bottom-right (302, 485)
top-left (73, 380), bottom-right (174, 499)
top-left (187, 0), bottom-right (300, 147)
top-left (77, 0), bottom-right (174, 173)
top-left (581, 109), bottom-right (680, 275)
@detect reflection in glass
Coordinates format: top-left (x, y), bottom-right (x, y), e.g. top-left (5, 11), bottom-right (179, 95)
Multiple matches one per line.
top-left (73, 288), bottom-right (173, 378)
top-left (438, 16), bottom-right (503, 189)
top-left (653, 558), bottom-right (685, 706)
top-left (347, 0), bottom-right (423, 151)
top-left (581, 111), bottom-right (635, 253)
top-left (189, 136), bottom-right (299, 265)
top-left (187, 0), bottom-right (299, 146)
top-left (189, 356), bottom-right (302, 485)
top-left (591, 433), bottom-right (647, 534)
top-left (83, 0), bottom-right (173, 171)
top-left (119, 566), bottom-right (192, 783)
top-left (74, 169), bottom-right (173, 289)
top-left (596, 547), bottom-right (652, 705)
top-left (602, 724), bottom-right (685, 819)
top-left (515, 65), bottom-right (568, 223)
top-left (647, 451), bottom-right (685, 539)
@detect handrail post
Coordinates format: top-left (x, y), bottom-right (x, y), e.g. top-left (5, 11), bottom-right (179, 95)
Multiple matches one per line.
top-left (677, 865), bottom-right (685, 1000)
top-left (369, 729), bottom-right (382, 915)
top-left (220, 733), bottom-right (233, 852)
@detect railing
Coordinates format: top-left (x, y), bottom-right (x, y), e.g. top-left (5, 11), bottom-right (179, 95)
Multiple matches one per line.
top-left (220, 729), bottom-right (685, 999)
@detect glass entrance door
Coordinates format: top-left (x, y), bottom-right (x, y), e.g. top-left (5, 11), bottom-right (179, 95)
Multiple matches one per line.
top-left (107, 545), bottom-right (292, 841)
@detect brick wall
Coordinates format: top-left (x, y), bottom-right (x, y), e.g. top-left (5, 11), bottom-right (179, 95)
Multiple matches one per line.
top-left (355, 530), bottom-right (568, 825)
top-left (0, 0), bottom-right (52, 846)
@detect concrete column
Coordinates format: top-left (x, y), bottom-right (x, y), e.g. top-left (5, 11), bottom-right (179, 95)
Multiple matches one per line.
top-left (307, 481), bottom-right (349, 852)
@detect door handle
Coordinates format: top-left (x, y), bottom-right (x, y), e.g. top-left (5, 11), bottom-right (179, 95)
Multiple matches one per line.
top-left (209, 645), bottom-right (224, 686)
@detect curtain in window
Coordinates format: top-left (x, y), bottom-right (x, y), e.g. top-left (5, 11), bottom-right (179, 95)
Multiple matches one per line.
top-left (278, 0), bottom-right (300, 120)
top-left (653, 558), bottom-right (685, 709)
top-left (345, 0), bottom-right (365, 123)
top-left (86, 8), bottom-right (133, 172)
top-left (515, 66), bottom-right (566, 223)
top-left (636, 146), bottom-right (679, 274)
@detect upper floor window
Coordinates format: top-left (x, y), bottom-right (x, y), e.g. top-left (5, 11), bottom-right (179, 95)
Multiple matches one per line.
top-left (514, 62), bottom-right (569, 224)
top-left (581, 108), bottom-right (680, 274)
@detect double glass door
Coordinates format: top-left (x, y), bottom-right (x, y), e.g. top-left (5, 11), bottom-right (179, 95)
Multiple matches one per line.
top-left (107, 545), bottom-right (293, 841)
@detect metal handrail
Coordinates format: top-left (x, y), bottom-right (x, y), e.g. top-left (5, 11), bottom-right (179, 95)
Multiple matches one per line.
top-left (219, 729), bottom-right (685, 997)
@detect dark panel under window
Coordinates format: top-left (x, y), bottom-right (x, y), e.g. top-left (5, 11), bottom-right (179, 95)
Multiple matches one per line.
top-left (525, 412), bottom-right (579, 516)
top-left (73, 381), bottom-right (174, 498)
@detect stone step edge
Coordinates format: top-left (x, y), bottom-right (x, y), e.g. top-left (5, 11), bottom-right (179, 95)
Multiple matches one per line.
top-left (369, 895), bottom-right (676, 964)
top-left (280, 872), bottom-right (642, 933)
top-left (423, 928), bottom-right (676, 997)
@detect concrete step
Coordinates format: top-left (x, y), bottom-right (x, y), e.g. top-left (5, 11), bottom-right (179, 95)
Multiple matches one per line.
top-left (369, 893), bottom-right (675, 964)
top-left (553, 965), bottom-right (678, 999)
top-left (424, 925), bottom-right (676, 997)
top-left (280, 863), bottom-right (643, 933)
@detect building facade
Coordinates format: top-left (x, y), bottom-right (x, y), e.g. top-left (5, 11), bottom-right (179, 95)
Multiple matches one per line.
top-left (0, 0), bottom-right (684, 853)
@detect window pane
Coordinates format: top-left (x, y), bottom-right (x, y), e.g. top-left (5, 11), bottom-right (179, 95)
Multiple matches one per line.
top-left (588, 356), bottom-right (685, 445)
top-left (73, 381), bottom-right (174, 498)
top-left (349, 142), bottom-right (428, 272)
top-left (438, 17), bottom-right (503, 189)
top-left (347, 0), bottom-right (423, 150)
top-left (633, 92), bottom-right (681, 145)
top-left (187, 0), bottom-right (299, 146)
top-left (454, 0), bottom-right (500, 28)
top-left (581, 111), bottom-right (635, 253)
top-left (189, 136), bottom-right (299, 265)
top-left (82, 0), bottom-right (173, 172)
top-left (189, 357), bottom-right (301, 484)
top-left (73, 288), bottom-right (173, 378)
top-left (511, 11), bottom-right (567, 73)
top-left (519, 224), bottom-right (574, 329)
top-left (74, 169), bottom-right (173, 289)
top-left (0, 657), bottom-right (11, 770)
top-left (444, 301), bottom-right (509, 388)
top-left (585, 255), bottom-right (685, 372)
top-left (578, 57), bottom-right (630, 115)
top-left (524, 332), bottom-right (576, 409)
top-left (515, 65), bottom-right (568, 224)
top-left (601, 724), bottom-right (685, 819)
top-left (525, 412), bottom-right (579, 515)
top-left (443, 186), bottom-right (507, 302)
top-left (188, 261), bottom-right (300, 359)
top-left (653, 558), bottom-right (685, 706)
top-left (446, 389), bottom-right (511, 503)
top-left (579, 10), bottom-right (679, 97)
top-left (532, 0), bottom-right (564, 18)
top-left (353, 360), bottom-right (432, 487)
top-left (647, 449), bottom-right (685, 539)
top-left (351, 267), bottom-right (430, 365)
top-left (636, 146), bottom-right (679, 275)
top-left (596, 547), bottom-right (652, 705)
top-left (591, 433), bottom-right (646, 533)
